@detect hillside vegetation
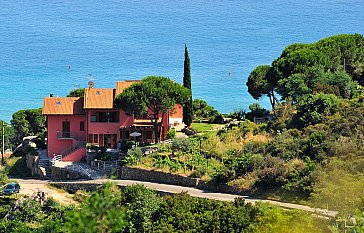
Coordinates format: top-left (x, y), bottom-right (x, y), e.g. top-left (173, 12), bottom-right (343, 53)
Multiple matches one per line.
top-left (125, 34), bottom-right (364, 218)
top-left (0, 183), bottom-right (330, 233)
top-left (1, 33), bottom-right (364, 232)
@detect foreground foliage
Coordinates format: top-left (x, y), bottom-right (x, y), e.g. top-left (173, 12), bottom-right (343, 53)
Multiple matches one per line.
top-left (0, 183), bottom-right (330, 232)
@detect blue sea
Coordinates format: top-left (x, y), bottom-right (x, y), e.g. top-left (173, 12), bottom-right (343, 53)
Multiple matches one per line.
top-left (1, 0), bottom-right (364, 122)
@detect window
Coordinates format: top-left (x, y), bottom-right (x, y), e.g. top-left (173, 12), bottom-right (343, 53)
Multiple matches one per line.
top-left (146, 131), bottom-right (153, 140)
top-left (88, 134), bottom-right (93, 143)
top-left (99, 134), bottom-right (104, 146)
top-left (80, 121), bottom-right (85, 131)
top-left (94, 134), bottom-right (99, 143)
top-left (62, 121), bottom-right (70, 137)
top-left (93, 112), bottom-right (119, 122)
top-left (103, 134), bottom-right (117, 148)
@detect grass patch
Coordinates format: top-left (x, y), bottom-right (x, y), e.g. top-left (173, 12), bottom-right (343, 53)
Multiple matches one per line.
top-left (251, 187), bottom-right (310, 205)
top-left (191, 123), bottom-right (223, 133)
top-left (73, 189), bottom-right (91, 203)
top-left (6, 156), bottom-right (32, 178)
top-left (47, 184), bottom-right (69, 194)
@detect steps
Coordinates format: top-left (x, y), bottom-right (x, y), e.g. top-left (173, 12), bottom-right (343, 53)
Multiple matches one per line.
top-left (53, 162), bottom-right (104, 180)
top-left (38, 159), bottom-right (51, 179)
top-left (77, 162), bottom-right (104, 179)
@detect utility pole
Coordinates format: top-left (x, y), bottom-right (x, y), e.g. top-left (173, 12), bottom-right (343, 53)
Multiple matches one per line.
top-left (2, 121), bottom-right (5, 164)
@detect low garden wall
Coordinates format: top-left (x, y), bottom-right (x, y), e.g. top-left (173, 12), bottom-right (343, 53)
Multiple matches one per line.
top-left (50, 182), bottom-right (173, 197)
top-left (197, 181), bottom-right (242, 195)
top-left (119, 167), bottom-right (198, 187)
top-left (50, 182), bottom-right (100, 193)
top-left (50, 166), bottom-right (243, 196)
top-left (50, 166), bottom-right (90, 180)
top-left (118, 166), bottom-right (243, 195)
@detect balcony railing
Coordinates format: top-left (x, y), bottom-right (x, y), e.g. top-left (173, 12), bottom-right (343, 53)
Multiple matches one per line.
top-left (56, 131), bottom-right (86, 141)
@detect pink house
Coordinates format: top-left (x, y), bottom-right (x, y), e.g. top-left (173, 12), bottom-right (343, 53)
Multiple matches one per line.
top-left (42, 81), bottom-right (182, 162)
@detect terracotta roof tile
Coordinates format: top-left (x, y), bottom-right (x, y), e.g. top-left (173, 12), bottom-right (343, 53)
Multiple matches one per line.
top-left (115, 80), bottom-right (140, 95)
top-left (170, 104), bottom-right (183, 118)
top-left (42, 97), bottom-right (85, 115)
top-left (84, 88), bottom-right (114, 109)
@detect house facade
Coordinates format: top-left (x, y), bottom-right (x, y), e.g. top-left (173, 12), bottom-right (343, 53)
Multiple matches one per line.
top-left (42, 80), bottom-right (182, 162)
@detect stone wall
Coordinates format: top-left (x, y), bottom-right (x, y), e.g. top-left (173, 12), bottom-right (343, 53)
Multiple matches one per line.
top-left (50, 166), bottom-right (244, 197)
top-left (50, 182), bottom-right (172, 197)
top-left (119, 167), bottom-right (198, 187)
top-left (50, 166), bottom-right (90, 180)
top-left (50, 182), bottom-right (100, 193)
top-left (197, 181), bottom-right (242, 195)
top-left (119, 166), bottom-right (244, 195)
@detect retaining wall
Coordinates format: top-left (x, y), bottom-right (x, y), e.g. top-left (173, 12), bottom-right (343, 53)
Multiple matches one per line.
top-left (50, 182), bottom-right (100, 193)
top-left (119, 166), bottom-right (242, 195)
top-left (50, 166), bottom-right (90, 180)
top-left (119, 167), bottom-right (198, 187)
top-left (50, 182), bottom-right (172, 197)
top-left (51, 166), bottom-right (244, 195)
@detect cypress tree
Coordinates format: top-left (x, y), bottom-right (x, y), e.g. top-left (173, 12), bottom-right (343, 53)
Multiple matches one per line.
top-left (183, 45), bottom-right (193, 127)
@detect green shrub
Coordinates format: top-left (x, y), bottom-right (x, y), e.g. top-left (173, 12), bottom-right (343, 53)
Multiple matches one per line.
top-left (208, 114), bottom-right (224, 124)
top-left (190, 168), bottom-right (206, 178)
top-left (292, 93), bottom-right (340, 128)
top-left (123, 147), bottom-right (143, 165)
top-left (212, 166), bottom-right (237, 183)
top-left (120, 140), bottom-right (134, 153)
top-left (171, 138), bottom-right (192, 153)
top-left (94, 152), bottom-right (112, 161)
top-left (228, 108), bottom-right (246, 120)
top-left (245, 103), bottom-right (269, 121)
top-left (122, 185), bottom-right (161, 232)
top-left (167, 128), bottom-right (176, 139)
top-left (310, 158), bottom-right (364, 213)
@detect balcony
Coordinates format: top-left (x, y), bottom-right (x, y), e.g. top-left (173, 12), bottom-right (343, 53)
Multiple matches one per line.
top-left (56, 131), bottom-right (86, 141)
top-left (90, 112), bottom-right (119, 123)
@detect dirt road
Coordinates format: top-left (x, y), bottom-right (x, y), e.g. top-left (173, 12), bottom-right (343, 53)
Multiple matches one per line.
top-left (12, 179), bottom-right (75, 205)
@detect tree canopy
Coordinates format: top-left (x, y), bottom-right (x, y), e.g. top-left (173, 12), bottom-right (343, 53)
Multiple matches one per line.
top-left (247, 65), bottom-right (278, 108)
top-left (67, 88), bottom-right (85, 97)
top-left (10, 109), bottom-right (46, 146)
top-left (115, 76), bottom-right (190, 142)
top-left (192, 99), bottom-right (221, 122)
top-left (183, 45), bottom-right (193, 127)
top-left (247, 34), bottom-right (364, 105)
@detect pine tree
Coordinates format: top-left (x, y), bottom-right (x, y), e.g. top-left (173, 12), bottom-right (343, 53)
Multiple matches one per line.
top-left (183, 45), bottom-right (193, 127)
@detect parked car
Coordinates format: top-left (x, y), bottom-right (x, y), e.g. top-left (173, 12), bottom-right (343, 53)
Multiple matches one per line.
top-left (2, 182), bottom-right (20, 195)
